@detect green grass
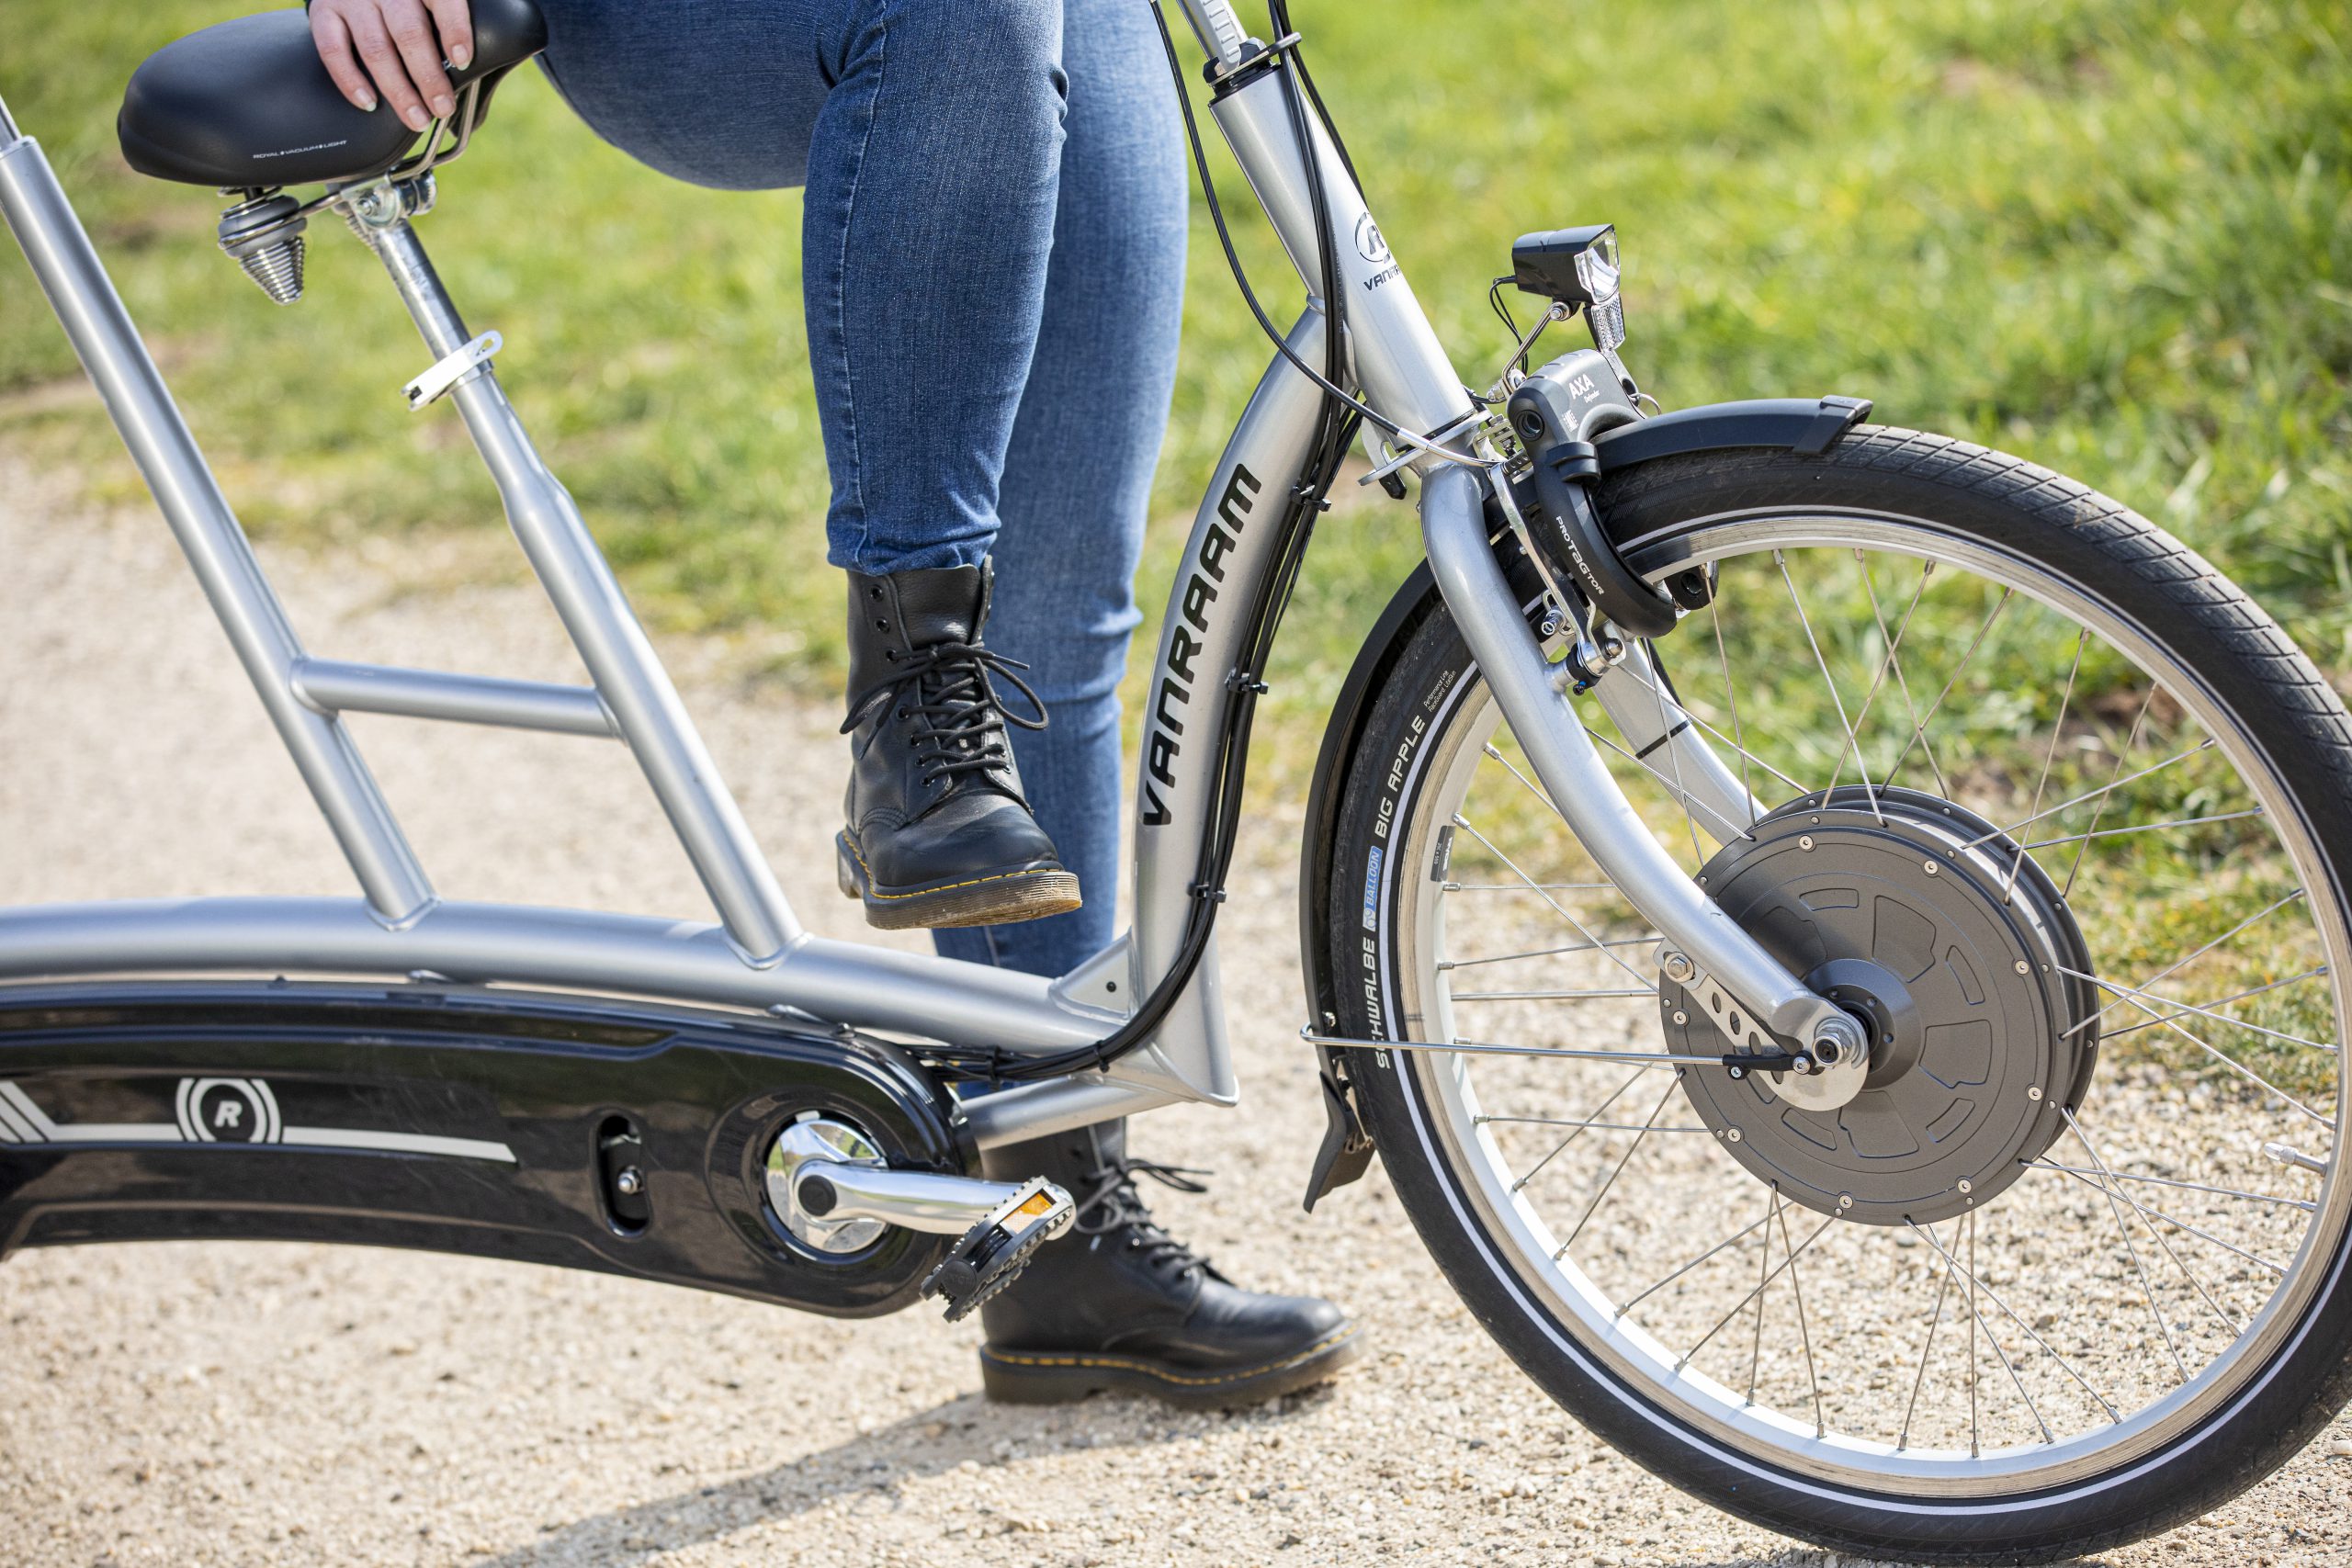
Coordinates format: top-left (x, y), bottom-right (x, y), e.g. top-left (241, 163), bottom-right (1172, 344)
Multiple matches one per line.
top-left (4, 0), bottom-right (2348, 725)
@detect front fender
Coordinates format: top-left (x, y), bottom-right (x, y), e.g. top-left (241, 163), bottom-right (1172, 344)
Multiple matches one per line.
top-left (1589, 394), bottom-right (1872, 470)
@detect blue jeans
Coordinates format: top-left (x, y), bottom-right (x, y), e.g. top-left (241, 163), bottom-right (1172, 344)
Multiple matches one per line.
top-left (537, 0), bottom-right (1187, 979)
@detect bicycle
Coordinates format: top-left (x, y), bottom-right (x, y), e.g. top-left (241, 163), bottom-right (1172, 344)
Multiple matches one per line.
top-left (5, 1), bottom-right (2350, 1560)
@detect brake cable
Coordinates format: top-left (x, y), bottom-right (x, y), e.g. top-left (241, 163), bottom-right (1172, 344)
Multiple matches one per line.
top-left (921, 6), bottom-right (1365, 1085)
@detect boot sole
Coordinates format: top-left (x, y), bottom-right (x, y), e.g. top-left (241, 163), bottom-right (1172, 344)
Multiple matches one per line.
top-left (976, 1325), bottom-right (1363, 1411)
top-left (837, 833), bottom-right (1083, 931)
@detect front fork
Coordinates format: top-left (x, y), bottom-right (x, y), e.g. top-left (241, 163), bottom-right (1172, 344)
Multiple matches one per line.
top-left (1419, 463), bottom-right (1859, 1057)
top-left (1189, 0), bottom-right (1858, 1064)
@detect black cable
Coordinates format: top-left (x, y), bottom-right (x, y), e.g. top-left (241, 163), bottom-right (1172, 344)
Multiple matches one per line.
top-left (1269, 0), bottom-right (1362, 193)
top-left (1147, 3), bottom-right (1405, 444)
top-left (923, 7), bottom-right (1371, 1086)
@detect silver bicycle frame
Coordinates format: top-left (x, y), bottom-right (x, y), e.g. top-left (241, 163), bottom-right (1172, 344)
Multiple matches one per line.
top-left (0, 0), bottom-right (1840, 1149)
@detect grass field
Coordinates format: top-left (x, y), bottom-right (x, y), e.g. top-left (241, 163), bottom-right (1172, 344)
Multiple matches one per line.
top-left (3, 0), bottom-right (2346, 709)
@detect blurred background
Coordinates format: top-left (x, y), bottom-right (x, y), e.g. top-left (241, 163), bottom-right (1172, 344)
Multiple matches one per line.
top-left (3, 0), bottom-right (2348, 775)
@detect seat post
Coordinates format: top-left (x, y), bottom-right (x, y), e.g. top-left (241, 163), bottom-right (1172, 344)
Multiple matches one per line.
top-left (341, 184), bottom-right (803, 965)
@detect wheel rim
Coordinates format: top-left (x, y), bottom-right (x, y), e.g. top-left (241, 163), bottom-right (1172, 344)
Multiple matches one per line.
top-left (1380, 510), bottom-right (2352, 1496)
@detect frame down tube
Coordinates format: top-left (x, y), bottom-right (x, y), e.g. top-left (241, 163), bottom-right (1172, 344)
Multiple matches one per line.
top-left (1119, 312), bottom-right (1331, 1105)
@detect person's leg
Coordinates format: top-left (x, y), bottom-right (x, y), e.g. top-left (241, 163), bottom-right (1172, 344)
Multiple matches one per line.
top-left (927, 0), bottom-right (1184, 980)
top-left (539, 0), bottom-right (1066, 564)
top-left (540, 0), bottom-right (1091, 931)
top-left (949, 0), bottom-right (1361, 1407)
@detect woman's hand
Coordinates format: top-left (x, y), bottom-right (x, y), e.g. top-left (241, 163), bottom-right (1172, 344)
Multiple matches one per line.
top-left (309, 0), bottom-right (476, 133)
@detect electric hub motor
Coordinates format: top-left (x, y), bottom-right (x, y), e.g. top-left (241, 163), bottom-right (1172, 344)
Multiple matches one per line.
top-left (1668, 786), bottom-right (2100, 1225)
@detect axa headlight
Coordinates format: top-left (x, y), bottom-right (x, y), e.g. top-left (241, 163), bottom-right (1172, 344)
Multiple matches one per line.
top-left (1510, 222), bottom-right (1626, 352)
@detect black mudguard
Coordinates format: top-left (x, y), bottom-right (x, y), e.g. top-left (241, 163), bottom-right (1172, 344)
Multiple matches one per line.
top-left (0, 981), bottom-right (969, 1317)
top-left (1295, 394), bottom-right (1871, 1208)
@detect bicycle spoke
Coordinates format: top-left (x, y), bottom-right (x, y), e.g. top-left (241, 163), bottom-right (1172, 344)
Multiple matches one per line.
top-left (2100, 966), bottom-right (2332, 1047)
top-left (2059, 1107), bottom-right (2190, 1381)
top-left (1674, 709), bottom-right (1813, 798)
top-left (1451, 815), bottom-right (1657, 990)
top-left (1477, 1114), bottom-right (1714, 1134)
top-left (1679, 1206), bottom-right (1840, 1371)
top-left (1451, 987), bottom-right (1661, 1001)
top-left (1555, 1075), bottom-right (1682, 1255)
top-left (1962, 739), bottom-right (2216, 850)
top-left (1906, 1218), bottom-right (2118, 1425)
top-left (1898, 1220), bottom-right (1956, 1451)
top-left (1775, 1191), bottom-right (1826, 1437)
top-left (1780, 550), bottom-right (1883, 820)
top-left (1746, 1183), bottom-right (1774, 1404)
top-left (2053, 964), bottom-right (2335, 1053)
top-left (2036, 1148), bottom-right (2289, 1280)
top-left (1883, 586), bottom-right (2014, 790)
top-left (1912, 1217), bottom-right (2056, 1444)
top-left (2064, 890), bottom-right (2307, 1041)
top-left (1439, 935), bottom-right (1662, 971)
top-left (2020, 807), bottom-right (2265, 854)
top-left (1860, 558), bottom-right (1950, 799)
top-left (1509, 1065), bottom-right (1651, 1193)
top-left (1638, 640), bottom-right (1709, 862)
top-left (2002, 626), bottom-right (2087, 902)
top-left (2064, 682), bottom-right (2156, 899)
top-left (1826, 550), bottom-right (1931, 807)
top-left (2077, 981), bottom-right (2333, 1127)
top-left (1616, 1212), bottom-right (1774, 1315)
top-left (2062, 1110), bottom-right (2245, 1338)
top-left (2029, 1160), bottom-right (2316, 1213)
top-left (1967, 1212), bottom-right (1980, 1453)
top-left (1708, 595), bottom-right (1761, 829)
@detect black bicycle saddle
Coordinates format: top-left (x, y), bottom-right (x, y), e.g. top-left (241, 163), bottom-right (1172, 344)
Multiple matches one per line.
top-left (118, 0), bottom-right (546, 189)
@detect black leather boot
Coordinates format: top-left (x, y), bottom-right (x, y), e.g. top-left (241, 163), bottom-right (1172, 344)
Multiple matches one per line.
top-left (836, 563), bottom-right (1082, 931)
top-left (978, 1120), bottom-right (1362, 1408)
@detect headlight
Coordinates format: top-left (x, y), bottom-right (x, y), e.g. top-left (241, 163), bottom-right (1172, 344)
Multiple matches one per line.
top-left (1510, 222), bottom-right (1625, 351)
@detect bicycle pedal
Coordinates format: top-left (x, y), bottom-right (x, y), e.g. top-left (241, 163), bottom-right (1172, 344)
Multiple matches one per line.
top-left (918, 1175), bottom-right (1074, 1322)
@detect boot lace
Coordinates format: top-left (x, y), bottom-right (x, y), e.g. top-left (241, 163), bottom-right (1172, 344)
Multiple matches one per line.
top-left (1071, 1156), bottom-right (1213, 1274)
top-left (841, 641), bottom-right (1048, 788)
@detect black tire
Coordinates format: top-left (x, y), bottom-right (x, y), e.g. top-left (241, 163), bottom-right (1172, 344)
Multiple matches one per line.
top-left (1324, 428), bottom-right (2352, 1563)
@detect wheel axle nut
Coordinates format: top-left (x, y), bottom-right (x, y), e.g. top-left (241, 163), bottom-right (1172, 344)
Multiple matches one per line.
top-left (1660, 951), bottom-right (1696, 985)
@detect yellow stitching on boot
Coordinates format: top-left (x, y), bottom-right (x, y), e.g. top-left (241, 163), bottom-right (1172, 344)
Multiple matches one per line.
top-left (979, 1326), bottom-right (1356, 1387)
top-left (845, 835), bottom-right (1077, 901)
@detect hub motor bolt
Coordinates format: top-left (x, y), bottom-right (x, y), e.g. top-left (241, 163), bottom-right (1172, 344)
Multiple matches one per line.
top-left (1810, 1011), bottom-right (1866, 1066)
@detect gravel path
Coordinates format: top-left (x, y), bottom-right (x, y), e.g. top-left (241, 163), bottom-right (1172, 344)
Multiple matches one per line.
top-left (2, 446), bottom-right (2347, 1567)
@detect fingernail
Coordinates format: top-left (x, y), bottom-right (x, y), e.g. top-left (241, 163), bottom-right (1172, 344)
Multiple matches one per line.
top-left (451, 42), bottom-right (471, 68)
top-left (357, 91), bottom-right (378, 111)
top-left (431, 93), bottom-right (455, 117)
top-left (404, 107), bottom-right (429, 130)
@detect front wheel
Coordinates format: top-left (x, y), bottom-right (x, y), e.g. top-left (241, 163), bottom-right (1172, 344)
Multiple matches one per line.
top-left (1325, 428), bottom-right (2352, 1562)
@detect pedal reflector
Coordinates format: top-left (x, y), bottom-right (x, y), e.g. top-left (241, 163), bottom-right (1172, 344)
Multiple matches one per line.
top-left (919, 1175), bottom-right (1074, 1322)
